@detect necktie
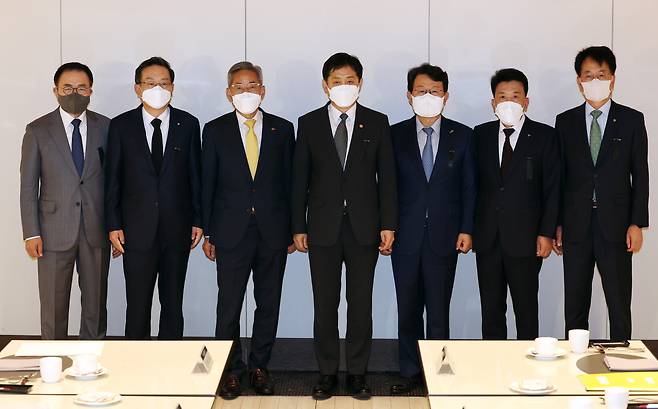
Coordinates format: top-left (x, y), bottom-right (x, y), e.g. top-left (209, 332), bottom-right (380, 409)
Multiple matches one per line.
top-left (151, 118), bottom-right (163, 174)
top-left (501, 128), bottom-right (515, 178)
top-left (71, 118), bottom-right (84, 176)
top-left (245, 119), bottom-right (259, 179)
top-left (590, 110), bottom-right (603, 165)
top-left (334, 113), bottom-right (348, 169)
top-left (421, 127), bottom-right (434, 181)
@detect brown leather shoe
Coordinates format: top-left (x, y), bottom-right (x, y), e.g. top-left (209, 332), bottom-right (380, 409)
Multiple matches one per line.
top-left (251, 368), bottom-right (274, 395)
top-left (220, 374), bottom-right (241, 400)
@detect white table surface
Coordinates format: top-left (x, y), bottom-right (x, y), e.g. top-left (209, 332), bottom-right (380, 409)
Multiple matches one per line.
top-left (0, 395), bottom-right (218, 409)
top-left (420, 340), bottom-right (657, 396)
top-left (429, 395), bottom-right (658, 409)
top-left (0, 340), bottom-right (232, 396)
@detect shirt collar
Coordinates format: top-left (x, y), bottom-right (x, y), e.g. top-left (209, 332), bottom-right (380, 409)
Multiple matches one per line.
top-left (142, 106), bottom-right (170, 124)
top-left (236, 109), bottom-right (263, 125)
top-left (59, 107), bottom-right (87, 128)
top-left (498, 114), bottom-right (526, 135)
top-left (328, 103), bottom-right (357, 123)
top-left (585, 98), bottom-right (611, 117)
top-left (416, 115), bottom-right (441, 136)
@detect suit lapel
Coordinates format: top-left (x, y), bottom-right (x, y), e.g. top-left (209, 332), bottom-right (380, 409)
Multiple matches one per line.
top-left (573, 103), bottom-right (595, 169)
top-left (404, 117), bottom-right (425, 178)
top-left (254, 110), bottom-right (274, 182)
top-left (489, 121), bottom-right (503, 186)
top-left (133, 107), bottom-right (156, 175)
top-left (344, 104), bottom-right (366, 175)
top-left (595, 100), bottom-right (618, 168)
top-left (230, 111), bottom-right (254, 182)
top-left (160, 107), bottom-right (179, 176)
top-left (428, 117), bottom-right (453, 184)
top-left (505, 117), bottom-right (533, 178)
top-left (319, 103), bottom-right (344, 173)
top-left (47, 109), bottom-right (79, 177)
top-left (81, 112), bottom-right (99, 179)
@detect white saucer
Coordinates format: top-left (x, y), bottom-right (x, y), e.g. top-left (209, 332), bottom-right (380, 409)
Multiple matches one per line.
top-left (509, 380), bottom-right (557, 395)
top-left (65, 366), bottom-right (108, 380)
top-left (526, 347), bottom-right (567, 360)
top-left (73, 391), bottom-right (121, 406)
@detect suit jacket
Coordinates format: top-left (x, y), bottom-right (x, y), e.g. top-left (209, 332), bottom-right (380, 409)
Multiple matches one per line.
top-left (201, 109), bottom-right (295, 250)
top-left (105, 106), bottom-right (202, 251)
top-left (291, 103), bottom-right (398, 246)
top-left (473, 117), bottom-right (560, 257)
top-left (556, 100), bottom-right (649, 242)
top-left (20, 108), bottom-right (110, 251)
top-left (391, 116), bottom-right (476, 256)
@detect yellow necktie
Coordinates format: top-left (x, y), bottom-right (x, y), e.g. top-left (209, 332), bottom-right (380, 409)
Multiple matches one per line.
top-left (245, 119), bottom-right (258, 179)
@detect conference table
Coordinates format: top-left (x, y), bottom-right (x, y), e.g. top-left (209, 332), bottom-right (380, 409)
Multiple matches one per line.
top-left (420, 340), bottom-right (658, 408)
top-left (0, 340), bottom-right (233, 408)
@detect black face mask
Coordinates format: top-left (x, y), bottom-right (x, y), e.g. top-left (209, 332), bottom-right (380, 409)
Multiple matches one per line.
top-left (57, 93), bottom-right (90, 115)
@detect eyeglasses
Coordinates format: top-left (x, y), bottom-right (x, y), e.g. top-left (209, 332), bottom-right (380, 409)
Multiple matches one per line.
top-left (412, 89), bottom-right (445, 97)
top-left (230, 83), bottom-right (262, 94)
top-left (139, 81), bottom-right (173, 89)
top-left (59, 86), bottom-right (91, 95)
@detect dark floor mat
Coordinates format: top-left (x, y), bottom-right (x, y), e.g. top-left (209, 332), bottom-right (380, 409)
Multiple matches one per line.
top-left (235, 371), bottom-right (427, 397)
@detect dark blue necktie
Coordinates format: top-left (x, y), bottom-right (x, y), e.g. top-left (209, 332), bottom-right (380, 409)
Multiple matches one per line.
top-left (71, 118), bottom-right (84, 176)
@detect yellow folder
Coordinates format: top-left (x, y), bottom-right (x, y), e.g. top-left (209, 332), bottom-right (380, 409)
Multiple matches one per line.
top-left (578, 372), bottom-right (658, 391)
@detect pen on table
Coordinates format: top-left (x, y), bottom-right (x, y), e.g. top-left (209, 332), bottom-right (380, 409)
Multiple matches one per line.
top-left (628, 404), bottom-right (658, 409)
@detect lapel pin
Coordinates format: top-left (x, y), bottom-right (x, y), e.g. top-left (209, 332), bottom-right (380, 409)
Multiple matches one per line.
top-left (449, 129), bottom-right (454, 134)
top-left (613, 118), bottom-right (617, 123)
top-left (358, 124), bottom-right (364, 128)
top-left (177, 122), bottom-right (181, 126)
top-left (271, 127), bottom-right (276, 131)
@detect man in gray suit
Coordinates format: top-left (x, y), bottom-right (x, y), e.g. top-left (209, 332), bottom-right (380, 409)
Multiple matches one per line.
top-left (20, 62), bottom-right (111, 340)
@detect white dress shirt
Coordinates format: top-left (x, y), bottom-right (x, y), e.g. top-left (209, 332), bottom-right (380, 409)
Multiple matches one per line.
top-left (585, 99), bottom-right (611, 142)
top-left (142, 107), bottom-right (170, 154)
top-left (498, 114), bottom-right (526, 165)
top-left (59, 107), bottom-right (87, 155)
top-left (328, 103), bottom-right (357, 167)
top-left (236, 109), bottom-right (263, 152)
top-left (416, 116), bottom-right (440, 161)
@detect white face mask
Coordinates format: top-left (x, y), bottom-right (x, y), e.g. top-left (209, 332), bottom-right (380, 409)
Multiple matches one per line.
top-left (412, 93), bottom-right (445, 118)
top-left (232, 92), bottom-right (261, 115)
top-left (328, 84), bottom-right (360, 108)
top-left (495, 101), bottom-right (525, 127)
top-left (141, 86), bottom-right (171, 110)
top-left (581, 78), bottom-right (612, 103)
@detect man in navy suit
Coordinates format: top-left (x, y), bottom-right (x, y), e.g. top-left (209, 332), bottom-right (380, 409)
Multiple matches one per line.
top-left (386, 64), bottom-right (475, 394)
top-left (201, 61), bottom-right (295, 399)
top-left (105, 57), bottom-right (203, 340)
top-left (554, 46), bottom-right (648, 340)
top-left (473, 68), bottom-right (559, 340)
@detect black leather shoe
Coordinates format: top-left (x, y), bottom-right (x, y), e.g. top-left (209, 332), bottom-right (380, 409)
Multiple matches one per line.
top-left (390, 374), bottom-right (422, 395)
top-left (220, 374), bottom-right (241, 400)
top-left (312, 374), bottom-right (338, 400)
top-left (251, 368), bottom-right (274, 395)
top-left (347, 374), bottom-right (371, 400)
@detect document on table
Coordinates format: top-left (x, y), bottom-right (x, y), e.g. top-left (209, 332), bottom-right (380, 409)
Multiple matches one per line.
top-left (0, 358), bottom-right (40, 371)
top-left (578, 372), bottom-right (658, 391)
top-left (604, 356), bottom-right (658, 371)
top-left (14, 342), bottom-right (104, 357)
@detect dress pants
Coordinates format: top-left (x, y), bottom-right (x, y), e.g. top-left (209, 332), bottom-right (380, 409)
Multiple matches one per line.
top-left (215, 215), bottom-right (287, 375)
top-left (37, 221), bottom-right (109, 340)
top-left (476, 234), bottom-right (542, 340)
top-left (391, 225), bottom-right (458, 378)
top-left (122, 231), bottom-right (190, 340)
top-left (564, 209), bottom-right (633, 340)
top-left (308, 214), bottom-right (379, 375)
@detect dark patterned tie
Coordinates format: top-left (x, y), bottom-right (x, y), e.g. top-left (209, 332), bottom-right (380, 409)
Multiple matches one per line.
top-left (71, 118), bottom-right (84, 176)
top-left (334, 113), bottom-right (348, 169)
top-left (151, 118), bottom-right (163, 174)
top-left (501, 128), bottom-right (514, 178)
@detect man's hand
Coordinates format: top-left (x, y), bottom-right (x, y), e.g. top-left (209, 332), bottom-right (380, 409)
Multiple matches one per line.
top-left (202, 238), bottom-right (216, 261)
top-left (287, 243), bottom-right (296, 254)
top-left (626, 225), bottom-right (643, 253)
top-left (191, 226), bottom-right (203, 249)
top-left (536, 235), bottom-right (552, 258)
top-left (552, 225), bottom-right (563, 256)
top-left (379, 230), bottom-right (395, 252)
top-left (112, 247), bottom-right (122, 259)
top-left (455, 233), bottom-right (472, 253)
top-left (25, 237), bottom-right (43, 259)
top-left (109, 230), bottom-right (125, 254)
top-left (294, 234), bottom-right (308, 253)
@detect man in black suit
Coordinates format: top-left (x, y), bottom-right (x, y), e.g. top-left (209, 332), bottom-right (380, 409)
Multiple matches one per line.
top-left (473, 68), bottom-right (559, 340)
top-left (291, 52), bottom-right (397, 400)
top-left (201, 61), bottom-right (295, 399)
top-left (106, 57), bottom-right (202, 340)
top-left (387, 64), bottom-right (475, 394)
top-left (553, 46), bottom-right (648, 341)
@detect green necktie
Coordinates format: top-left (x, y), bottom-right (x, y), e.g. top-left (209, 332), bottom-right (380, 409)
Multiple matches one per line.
top-left (590, 110), bottom-right (603, 165)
